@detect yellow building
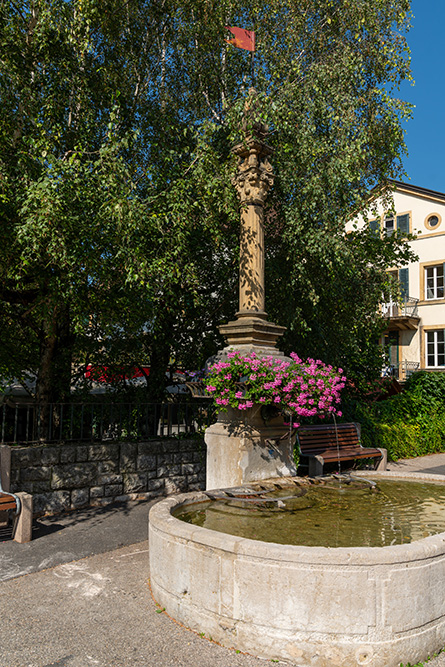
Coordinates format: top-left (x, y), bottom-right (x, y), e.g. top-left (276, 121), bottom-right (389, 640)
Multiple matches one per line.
top-left (349, 181), bottom-right (445, 380)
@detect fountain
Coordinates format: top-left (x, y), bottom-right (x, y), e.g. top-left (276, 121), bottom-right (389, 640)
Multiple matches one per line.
top-left (149, 93), bottom-right (445, 666)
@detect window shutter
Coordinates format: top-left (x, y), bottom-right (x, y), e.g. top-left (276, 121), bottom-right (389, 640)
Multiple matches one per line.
top-left (398, 268), bottom-right (409, 300)
top-left (397, 214), bottom-right (410, 235)
top-left (369, 220), bottom-right (380, 236)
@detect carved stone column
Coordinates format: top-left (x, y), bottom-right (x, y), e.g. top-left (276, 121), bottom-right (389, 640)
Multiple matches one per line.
top-left (219, 91), bottom-right (286, 355)
top-left (234, 136), bottom-right (272, 317)
top-left (205, 92), bottom-right (296, 491)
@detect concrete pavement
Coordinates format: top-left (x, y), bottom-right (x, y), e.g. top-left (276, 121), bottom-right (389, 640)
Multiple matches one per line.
top-left (0, 542), bottom-right (273, 667)
top-left (2, 454), bottom-right (445, 667)
top-left (386, 451), bottom-right (445, 476)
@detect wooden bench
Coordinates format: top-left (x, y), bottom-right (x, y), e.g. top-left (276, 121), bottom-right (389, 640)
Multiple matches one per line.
top-left (0, 489), bottom-right (21, 538)
top-left (296, 422), bottom-right (387, 477)
top-left (0, 445), bottom-right (33, 543)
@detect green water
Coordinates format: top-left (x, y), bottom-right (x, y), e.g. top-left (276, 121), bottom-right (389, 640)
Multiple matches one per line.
top-left (174, 479), bottom-right (445, 548)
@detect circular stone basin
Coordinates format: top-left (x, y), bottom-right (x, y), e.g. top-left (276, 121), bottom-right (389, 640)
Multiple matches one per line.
top-left (173, 476), bottom-right (445, 548)
top-left (149, 472), bottom-right (445, 667)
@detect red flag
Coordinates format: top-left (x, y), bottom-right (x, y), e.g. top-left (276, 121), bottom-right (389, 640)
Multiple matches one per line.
top-left (225, 26), bottom-right (255, 52)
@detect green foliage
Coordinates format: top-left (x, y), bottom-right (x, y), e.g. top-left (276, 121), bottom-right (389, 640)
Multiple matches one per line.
top-left (0, 0), bottom-right (414, 406)
top-left (404, 371), bottom-right (445, 403)
top-left (344, 374), bottom-right (445, 461)
top-left (260, 0), bottom-right (415, 386)
top-left (400, 645), bottom-right (444, 666)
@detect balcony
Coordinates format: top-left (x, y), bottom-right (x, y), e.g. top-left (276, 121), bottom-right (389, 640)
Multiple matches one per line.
top-left (382, 360), bottom-right (420, 382)
top-left (381, 296), bottom-right (420, 330)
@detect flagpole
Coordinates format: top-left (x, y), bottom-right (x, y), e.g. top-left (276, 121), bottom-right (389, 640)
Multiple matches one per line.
top-left (251, 26), bottom-right (255, 87)
top-left (251, 50), bottom-right (255, 87)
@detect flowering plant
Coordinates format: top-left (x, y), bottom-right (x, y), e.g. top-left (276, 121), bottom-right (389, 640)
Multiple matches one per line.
top-left (205, 350), bottom-right (346, 427)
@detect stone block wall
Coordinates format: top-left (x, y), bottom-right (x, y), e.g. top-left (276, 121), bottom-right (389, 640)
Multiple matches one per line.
top-left (9, 438), bottom-right (206, 515)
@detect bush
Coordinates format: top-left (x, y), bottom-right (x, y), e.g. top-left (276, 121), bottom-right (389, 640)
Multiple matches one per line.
top-left (342, 375), bottom-right (445, 461)
top-left (404, 371), bottom-right (445, 403)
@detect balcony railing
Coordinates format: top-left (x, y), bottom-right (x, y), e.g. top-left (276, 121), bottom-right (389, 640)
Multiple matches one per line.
top-left (382, 360), bottom-right (420, 381)
top-left (381, 296), bottom-right (419, 319)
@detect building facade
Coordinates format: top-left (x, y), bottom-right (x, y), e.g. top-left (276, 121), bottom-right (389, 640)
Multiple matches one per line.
top-left (349, 181), bottom-right (445, 380)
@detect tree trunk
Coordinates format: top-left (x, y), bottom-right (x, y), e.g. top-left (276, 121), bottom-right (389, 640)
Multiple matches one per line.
top-left (146, 335), bottom-right (171, 404)
top-left (35, 304), bottom-right (73, 440)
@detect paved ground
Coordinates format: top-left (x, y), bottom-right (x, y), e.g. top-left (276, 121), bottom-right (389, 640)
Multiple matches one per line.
top-left (2, 454), bottom-right (445, 667)
top-left (386, 451), bottom-right (445, 477)
top-left (0, 499), bottom-right (154, 583)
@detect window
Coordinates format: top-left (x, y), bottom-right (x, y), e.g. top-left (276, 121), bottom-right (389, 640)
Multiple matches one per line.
top-left (384, 215), bottom-right (395, 236)
top-left (369, 213), bottom-right (410, 237)
top-left (383, 213), bottom-right (410, 237)
top-left (396, 213), bottom-right (410, 235)
top-left (428, 215), bottom-right (439, 228)
top-left (382, 268), bottom-right (409, 317)
top-left (426, 330), bottom-right (445, 367)
top-left (425, 213), bottom-right (442, 231)
top-left (398, 267), bottom-right (409, 299)
top-left (369, 220), bottom-right (380, 236)
top-left (425, 265), bottom-right (445, 300)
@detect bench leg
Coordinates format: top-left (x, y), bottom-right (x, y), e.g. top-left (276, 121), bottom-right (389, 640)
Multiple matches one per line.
top-left (375, 448), bottom-right (387, 472)
top-left (308, 455), bottom-right (324, 477)
top-left (0, 444), bottom-right (11, 528)
top-left (12, 492), bottom-right (33, 543)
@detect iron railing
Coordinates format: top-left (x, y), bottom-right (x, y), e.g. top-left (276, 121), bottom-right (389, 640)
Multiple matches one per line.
top-left (381, 296), bottom-right (419, 319)
top-left (382, 360), bottom-right (420, 381)
top-left (0, 400), bottom-right (216, 445)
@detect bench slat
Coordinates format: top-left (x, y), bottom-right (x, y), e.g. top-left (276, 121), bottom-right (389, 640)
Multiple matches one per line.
top-left (301, 446), bottom-right (381, 456)
top-left (296, 422), bottom-right (382, 473)
top-left (300, 438), bottom-right (359, 448)
top-left (0, 493), bottom-right (18, 511)
top-left (310, 450), bottom-right (381, 462)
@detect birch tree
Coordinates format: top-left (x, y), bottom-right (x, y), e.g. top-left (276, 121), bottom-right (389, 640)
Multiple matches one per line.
top-left (0, 0), bottom-right (414, 404)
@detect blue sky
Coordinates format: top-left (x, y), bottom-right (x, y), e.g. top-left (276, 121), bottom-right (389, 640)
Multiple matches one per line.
top-left (400, 2), bottom-right (445, 192)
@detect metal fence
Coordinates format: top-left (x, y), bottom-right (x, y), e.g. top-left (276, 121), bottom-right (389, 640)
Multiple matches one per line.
top-left (381, 296), bottom-right (419, 319)
top-left (0, 400), bottom-right (216, 444)
top-left (382, 360), bottom-right (420, 382)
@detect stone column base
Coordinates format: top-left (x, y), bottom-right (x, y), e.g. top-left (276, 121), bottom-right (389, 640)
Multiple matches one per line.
top-left (219, 315), bottom-right (286, 350)
top-left (13, 492), bottom-right (33, 543)
top-left (205, 406), bottom-right (296, 490)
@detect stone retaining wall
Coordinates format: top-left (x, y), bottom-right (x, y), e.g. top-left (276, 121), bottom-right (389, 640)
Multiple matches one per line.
top-left (8, 438), bottom-right (206, 515)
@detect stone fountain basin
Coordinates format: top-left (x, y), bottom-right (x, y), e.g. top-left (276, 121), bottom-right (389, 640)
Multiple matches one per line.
top-left (149, 471), bottom-right (445, 667)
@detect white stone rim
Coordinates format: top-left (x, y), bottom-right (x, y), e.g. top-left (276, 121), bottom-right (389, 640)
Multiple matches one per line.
top-left (149, 471), bottom-right (445, 565)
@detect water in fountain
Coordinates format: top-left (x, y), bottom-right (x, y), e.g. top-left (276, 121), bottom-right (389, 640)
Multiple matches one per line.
top-left (174, 477), bottom-right (445, 548)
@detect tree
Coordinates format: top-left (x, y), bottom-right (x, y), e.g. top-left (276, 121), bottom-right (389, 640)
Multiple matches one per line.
top-left (0, 0), bottom-right (414, 407)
